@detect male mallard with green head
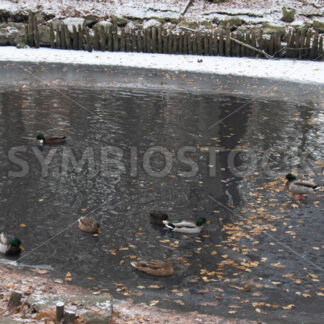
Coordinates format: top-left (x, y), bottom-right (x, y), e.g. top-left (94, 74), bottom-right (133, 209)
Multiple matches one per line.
top-left (163, 217), bottom-right (206, 234)
top-left (36, 133), bottom-right (66, 146)
top-left (0, 233), bottom-right (24, 256)
top-left (286, 173), bottom-right (319, 200)
top-left (130, 259), bottom-right (174, 276)
top-left (78, 216), bottom-right (101, 234)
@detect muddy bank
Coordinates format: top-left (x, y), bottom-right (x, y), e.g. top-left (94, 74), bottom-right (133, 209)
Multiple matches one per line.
top-left (0, 263), bottom-right (257, 323)
top-left (0, 1), bottom-right (323, 59)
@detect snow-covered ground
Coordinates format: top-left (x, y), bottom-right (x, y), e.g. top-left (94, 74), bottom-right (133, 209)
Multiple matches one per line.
top-left (0, 47), bottom-right (323, 84)
top-left (0, 0), bottom-right (323, 26)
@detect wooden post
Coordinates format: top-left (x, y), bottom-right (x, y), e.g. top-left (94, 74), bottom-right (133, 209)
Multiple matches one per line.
top-left (225, 24), bottom-right (230, 56)
top-left (274, 32), bottom-right (281, 57)
top-left (319, 35), bottom-right (323, 58)
top-left (33, 14), bottom-right (39, 48)
top-left (178, 32), bottom-right (183, 54)
top-left (27, 12), bottom-right (34, 46)
top-left (152, 28), bottom-right (157, 53)
top-left (56, 26), bottom-right (61, 49)
top-left (86, 28), bottom-right (92, 52)
top-left (93, 28), bottom-right (99, 50)
top-left (213, 31), bottom-right (218, 55)
top-left (61, 24), bottom-right (66, 49)
top-left (219, 29), bottom-right (224, 56)
top-left (50, 23), bottom-right (55, 48)
top-left (269, 33), bottom-right (274, 55)
top-left (311, 32), bottom-right (319, 59)
top-left (173, 33), bottom-right (178, 53)
top-left (183, 31), bottom-right (188, 54)
top-left (64, 25), bottom-right (71, 49)
top-left (192, 33), bottom-right (197, 54)
top-left (161, 30), bottom-right (166, 53)
top-left (125, 30), bottom-right (131, 52)
top-left (286, 28), bottom-right (293, 58)
top-left (120, 28), bottom-right (125, 51)
top-left (299, 28), bottom-right (305, 59)
top-left (72, 25), bottom-right (78, 50)
top-left (56, 301), bottom-right (64, 321)
top-left (131, 29), bottom-right (137, 52)
top-left (168, 31), bottom-right (173, 53)
top-left (7, 291), bottom-right (22, 308)
top-left (158, 28), bottom-right (162, 53)
top-left (245, 30), bottom-right (252, 56)
top-left (251, 30), bottom-right (256, 57)
top-left (78, 25), bottom-right (83, 50)
top-left (107, 25), bottom-right (113, 51)
top-left (99, 25), bottom-right (106, 51)
top-left (257, 28), bottom-right (263, 57)
top-left (204, 33), bottom-right (209, 55)
top-left (197, 32), bottom-right (202, 55)
top-left (63, 310), bottom-right (75, 324)
top-left (188, 33), bottom-right (193, 54)
top-left (113, 24), bottom-right (118, 51)
top-left (145, 29), bottom-right (150, 52)
top-left (137, 30), bottom-right (142, 52)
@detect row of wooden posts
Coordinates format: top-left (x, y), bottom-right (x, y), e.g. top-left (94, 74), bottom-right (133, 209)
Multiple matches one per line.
top-left (25, 13), bottom-right (323, 60)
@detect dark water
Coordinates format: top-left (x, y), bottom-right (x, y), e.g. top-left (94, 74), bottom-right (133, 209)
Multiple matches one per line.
top-left (0, 86), bottom-right (323, 323)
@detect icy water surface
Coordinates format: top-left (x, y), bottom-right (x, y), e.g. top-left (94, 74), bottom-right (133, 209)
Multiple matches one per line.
top-left (0, 87), bottom-right (323, 323)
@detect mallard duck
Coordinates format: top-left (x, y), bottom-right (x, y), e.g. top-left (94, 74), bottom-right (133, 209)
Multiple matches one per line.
top-left (163, 217), bottom-right (206, 234)
top-left (78, 216), bottom-right (101, 234)
top-left (130, 259), bottom-right (174, 276)
top-left (0, 233), bottom-right (24, 256)
top-left (286, 173), bottom-right (319, 200)
top-left (36, 133), bottom-right (66, 145)
top-left (150, 210), bottom-right (168, 226)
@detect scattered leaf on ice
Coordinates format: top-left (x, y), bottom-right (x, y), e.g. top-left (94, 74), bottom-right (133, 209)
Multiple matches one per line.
top-left (150, 300), bottom-right (159, 306)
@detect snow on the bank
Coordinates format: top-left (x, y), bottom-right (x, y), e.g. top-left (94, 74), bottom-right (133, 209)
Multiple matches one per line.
top-left (0, 47), bottom-right (323, 84)
top-left (0, 0), bottom-right (322, 25)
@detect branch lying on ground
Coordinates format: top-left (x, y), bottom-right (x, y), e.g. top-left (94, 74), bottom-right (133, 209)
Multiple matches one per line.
top-left (181, 0), bottom-right (194, 16)
top-left (180, 26), bottom-right (274, 59)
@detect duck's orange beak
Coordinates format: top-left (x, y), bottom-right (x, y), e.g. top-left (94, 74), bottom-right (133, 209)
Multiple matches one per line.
top-left (19, 244), bottom-right (24, 251)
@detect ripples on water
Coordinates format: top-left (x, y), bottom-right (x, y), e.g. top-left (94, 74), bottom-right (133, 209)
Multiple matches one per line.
top-left (0, 87), bottom-right (322, 321)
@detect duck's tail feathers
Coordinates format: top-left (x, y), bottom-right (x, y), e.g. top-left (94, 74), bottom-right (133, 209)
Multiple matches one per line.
top-left (314, 185), bottom-right (321, 191)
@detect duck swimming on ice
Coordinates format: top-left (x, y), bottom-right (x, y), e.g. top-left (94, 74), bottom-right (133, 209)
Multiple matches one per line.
top-left (286, 173), bottom-right (319, 200)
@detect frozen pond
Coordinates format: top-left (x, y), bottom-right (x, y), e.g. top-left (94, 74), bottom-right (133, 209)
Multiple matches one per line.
top-left (0, 64), bottom-right (323, 323)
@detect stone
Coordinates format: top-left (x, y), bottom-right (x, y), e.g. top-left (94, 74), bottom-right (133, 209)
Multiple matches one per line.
top-left (228, 17), bottom-right (244, 27)
top-left (111, 15), bottom-right (128, 27)
top-left (62, 17), bottom-right (85, 32)
top-left (0, 28), bottom-right (9, 45)
top-left (38, 25), bottom-right (51, 45)
top-left (281, 7), bottom-right (295, 23)
top-left (313, 20), bottom-right (324, 33)
top-left (27, 294), bottom-right (112, 323)
top-left (0, 25), bottom-right (24, 46)
top-left (143, 19), bottom-right (162, 29)
top-left (94, 20), bottom-right (112, 32)
top-left (84, 15), bottom-right (98, 27)
top-left (207, 0), bottom-right (227, 2)
top-left (179, 21), bottom-right (199, 29)
top-left (262, 23), bottom-right (286, 35)
top-left (201, 20), bottom-right (213, 29)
